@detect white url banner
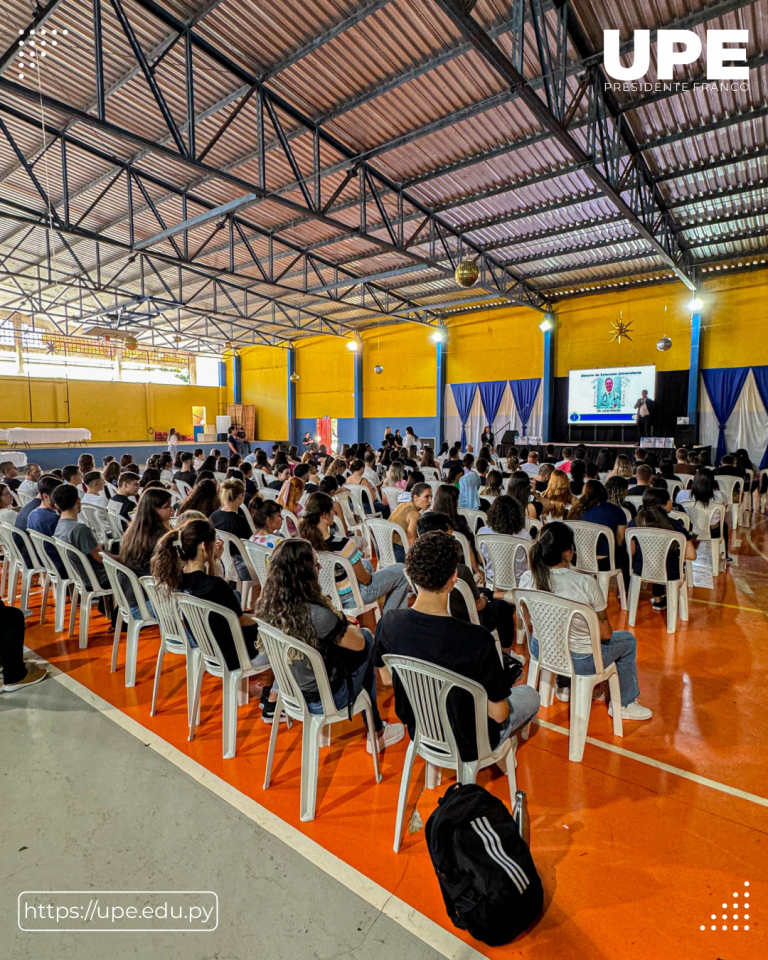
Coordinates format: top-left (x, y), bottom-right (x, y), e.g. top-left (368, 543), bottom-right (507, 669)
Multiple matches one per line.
top-left (18, 891), bottom-right (218, 932)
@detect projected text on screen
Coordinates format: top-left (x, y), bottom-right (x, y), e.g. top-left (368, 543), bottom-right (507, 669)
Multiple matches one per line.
top-left (567, 365), bottom-right (656, 425)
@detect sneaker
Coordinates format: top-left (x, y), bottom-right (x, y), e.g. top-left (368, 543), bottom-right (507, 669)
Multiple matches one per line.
top-left (261, 699), bottom-right (286, 724)
top-left (3, 665), bottom-right (48, 692)
top-left (259, 684), bottom-right (272, 710)
top-left (366, 721), bottom-right (405, 754)
top-left (555, 685), bottom-right (570, 702)
top-left (651, 597), bottom-right (667, 611)
top-left (608, 699), bottom-right (653, 721)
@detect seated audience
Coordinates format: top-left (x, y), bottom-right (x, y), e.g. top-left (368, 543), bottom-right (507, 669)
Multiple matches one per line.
top-left (101, 460), bottom-right (121, 496)
top-left (376, 531), bottom-right (540, 762)
top-left (627, 464), bottom-right (654, 497)
top-left (521, 450), bottom-right (539, 478)
top-left (480, 469), bottom-right (504, 502)
top-left (569, 459), bottom-right (587, 497)
top-left (81, 471), bottom-right (108, 508)
top-left (595, 448), bottom-right (613, 479)
top-left (517, 522), bottom-right (651, 719)
top-left (432, 482), bottom-right (481, 575)
top-left (533, 461), bottom-right (554, 494)
top-left (52, 483), bottom-right (109, 588)
top-left (628, 487), bottom-right (696, 611)
top-left (676, 469), bottom-right (731, 561)
top-left (0, 598), bottom-right (47, 690)
top-left (299, 493), bottom-right (409, 613)
top-left (568, 479), bottom-right (629, 585)
top-left (346, 460), bottom-right (389, 517)
top-left (0, 461), bottom-right (21, 492)
top-left (118, 488), bottom-right (173, 611)
top-left (178, 478), bottom-right (220, 519)
top-left (173, 453), bottom-right (197, 488)
top-left (675, 447), bottom-right (695, 476)
top-left (254, 539), bottom-right (403, 751)
top-left (210, 478), bottom-right (252, 582)
top-left (250, 498), bottom-right (284, 550)
top-left (388, 481), bottom-right (433, 560)
top-left (0, 481), bottom-right (18, 524)
top-left (108, 472), bottom-right (140, 520)
top-left (18, 463), bottom-right (42, 497)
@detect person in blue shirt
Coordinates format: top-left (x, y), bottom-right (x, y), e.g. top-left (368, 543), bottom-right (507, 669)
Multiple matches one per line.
top-left (568, 479), bottom-right (629, 586)
top-left (14, 475), bottom-right (62, 569)
top-left (26, 476), bottom-right (66, 576)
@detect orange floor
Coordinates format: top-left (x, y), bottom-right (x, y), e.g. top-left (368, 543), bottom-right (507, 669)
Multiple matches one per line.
top-left (18, 521), bottom-right (768, 959)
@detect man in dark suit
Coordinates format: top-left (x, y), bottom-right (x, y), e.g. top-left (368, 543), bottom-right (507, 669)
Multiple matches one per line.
top-left (634, 390), bottom-right (655, 439)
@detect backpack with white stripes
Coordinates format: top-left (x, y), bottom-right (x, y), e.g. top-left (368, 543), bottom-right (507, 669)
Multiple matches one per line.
top-left (425, 783), bottom-right (543, 945)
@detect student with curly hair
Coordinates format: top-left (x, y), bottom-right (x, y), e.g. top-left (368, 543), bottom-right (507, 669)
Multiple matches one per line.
top-left (254, 538), bottom-right (403, 752)
top-left (375, 530), bottom-right (540, 762)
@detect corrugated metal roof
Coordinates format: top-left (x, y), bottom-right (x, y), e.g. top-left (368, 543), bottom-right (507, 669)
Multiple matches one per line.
top-left (0, 0), bottom-right (766, 346)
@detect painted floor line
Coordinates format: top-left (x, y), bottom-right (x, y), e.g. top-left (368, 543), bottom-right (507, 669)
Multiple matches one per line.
top-left (32, 654), bottom-right (485, 960)
top-left (688, 597), bottom-right (766, 614)
top-left (533, 719), bottom-right (768, 809)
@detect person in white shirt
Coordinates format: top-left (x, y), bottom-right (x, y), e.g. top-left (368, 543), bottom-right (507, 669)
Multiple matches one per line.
top-left (192, 448), bottom-right (205, 471)
top-left (168, 427), bottom-right (179, 460)
top-left (404, 426), bottom-right (421, 454)
top-left (512, 521), bottom-right (651, 721)
top-left (521, 450), bottom-right (540, 478)
top-left (81, 471), bottom-right (108, 508)
top-left (0, 481), bottom-right (18, 525)
top-left (362, 452), bottom-right (381, 491)
top-left (18, 463), bottom-right (42, 497)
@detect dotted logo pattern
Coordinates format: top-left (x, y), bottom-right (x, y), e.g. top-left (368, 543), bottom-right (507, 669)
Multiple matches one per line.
top-left (700, 881), bottom-right (751, 932)
top-left (16, 27), bottom-right (69, 81)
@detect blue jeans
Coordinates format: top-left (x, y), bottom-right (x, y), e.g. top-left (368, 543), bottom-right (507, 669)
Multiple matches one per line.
top-left (341, 561), bottom-right (410, 614)
top-left (307, 629), bottom-right (383, 732)
top-left (529, 631), bottom-right (640, 707)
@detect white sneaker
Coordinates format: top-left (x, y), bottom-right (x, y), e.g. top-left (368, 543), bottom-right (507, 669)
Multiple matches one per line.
top-left (366, 721), bottom-right (405, 753)
top-left (608, 699), bottom-right (653, 721)
top-left (555, 685), bottom-right (570, 702)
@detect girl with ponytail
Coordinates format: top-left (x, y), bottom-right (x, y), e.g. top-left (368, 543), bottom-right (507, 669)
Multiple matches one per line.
top-left (516, 521), bottom-right (652, 722)
top-left (151, 520), bottom-right (276, 718)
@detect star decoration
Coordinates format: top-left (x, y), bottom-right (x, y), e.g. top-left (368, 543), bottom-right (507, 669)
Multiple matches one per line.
top-left (610, 318), bottom-right (634, 343)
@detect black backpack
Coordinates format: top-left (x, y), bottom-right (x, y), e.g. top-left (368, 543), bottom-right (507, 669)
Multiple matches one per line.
top-left (425, 783), bottom-right (543, 946)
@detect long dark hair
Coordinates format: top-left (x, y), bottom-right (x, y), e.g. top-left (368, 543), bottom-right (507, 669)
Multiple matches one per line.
top-left (507, 472), bottom-right (532, 510)
top-left (120, 488), bottom-right (172, 571)
top-left (658, 459), bottom-right (676, 479)
top-left (150, 519), bottom-right (216, 592)
top-left (250, 497), bottom-right (281, 532)
top-left (254, 539), bottom-right (337, 652)
top-left (691, 469), bottom-right (718, 505)
top-left (139, 467), bottom-right (161, 489)
top-left (636, 487), bottom-right (675, 529)
top-left (595, 448), bottom-right (613, 474)
top-left (528, 522), bottom-right (574, 592)
top-left (200, 455), bottom-right (217, 473)
top-left (432, 482), bottom-right (460, 522)
top-left (178, 478), bottom-right (220, 517)
top-left (102, 461), bottom-right (120, 485)
top-left (568, 480), bottom-right (607, 520)
top-left (486, 495), bottom-right (524, 535)
top-left (297, 492), bottom-right (335, 550)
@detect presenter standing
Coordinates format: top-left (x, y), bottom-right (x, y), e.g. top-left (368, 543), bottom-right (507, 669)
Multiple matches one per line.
top-left (634, 390), bottom-right (654, 440)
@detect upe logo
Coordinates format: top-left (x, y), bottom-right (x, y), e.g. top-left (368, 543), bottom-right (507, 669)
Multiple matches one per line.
top-left (603, 29), bottom-right (748, 81)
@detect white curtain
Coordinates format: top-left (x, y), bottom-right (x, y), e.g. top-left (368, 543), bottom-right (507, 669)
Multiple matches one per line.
top-left (492, 382), bottom-right (515, 444)
top-left (444, 385), bottom-right (461, 450)
top-left (466, 388), bottom-right (485, 454)
top-left (700, 369), bottom-right (768, 468)
top-left (500, 381), bottom-right (544, 438)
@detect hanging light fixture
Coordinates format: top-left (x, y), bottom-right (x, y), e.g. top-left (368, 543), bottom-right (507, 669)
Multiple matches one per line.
top-left (124, 335), bottom-right (138, 350)
top-left (657, 335), bottom-right (672, 352)
top-left (688, 296), bottom-right (703, 312)
top-left (290, 372), bottom-right (300, 383)
top-left (455, 259), bottom-right (479, 288)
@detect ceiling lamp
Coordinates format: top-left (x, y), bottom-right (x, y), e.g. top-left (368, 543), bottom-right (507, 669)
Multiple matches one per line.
top-left (124, 335), bottom-right (139, 350)
top-left (346, 340), bottom-right (359, 352)
top-left (431, 329), bottom-right (445, 343)
top-left (539, 314), bottom-right (553, 332)
top-left (688, 297), bottom-right (703, 312)
top-left (455, 259), bottom-right (479, 288)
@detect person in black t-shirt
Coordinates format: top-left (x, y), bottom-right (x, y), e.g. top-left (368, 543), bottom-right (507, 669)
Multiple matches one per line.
top-left (375, 531), bottom-right (539, 762)
top-left (266, 465), bottom-right (291, 491)
top-left (108, 472), bottom-right (140, 520)
top-left (173, 452), bottom-right (197, 489)
top-left (151, 518), bottom-right (279, 723)
top-left (627, 463), bottom-right (654, 497)
top-left (210, 478), bottom-right (252, 582)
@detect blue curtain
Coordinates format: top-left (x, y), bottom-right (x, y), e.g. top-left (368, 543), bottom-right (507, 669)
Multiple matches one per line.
top-left (701, 367), bottom-right (750, 464)
top-left (450, 382), bottom-right (478, 450)
top-left (751, 366), bottom-right (768, 468)
top-left (477, 380), bottom-right (507, 433)
top-left (509, 378), bottom-right (541, 434)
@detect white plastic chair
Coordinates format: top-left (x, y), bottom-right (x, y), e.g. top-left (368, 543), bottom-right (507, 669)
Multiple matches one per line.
top-left (448, 577), bottom-right (481, 625)
top-left (16, 490), bottom-right (33, 506)
top-left (420, 467), bottom-right (440, 481)
top-left (215, 529), bottom-right (259, 608)
top-left (346, 483), bottom-right (380, 518)
top-left (239, 503), bottom-right (256, 534)
top-left (565, 521), bottom-right (627, 609)
top-left (53, 539), bottom-right (114, 649)
top-left (714, 475), bottom-right (743, 529)
top-left (382, 654), bottom-right (518, 852)
top-left (259, 487), bottom-right (279, 501)
top-left (101, 555), bottom-right (158, 687)
top-left (625, 495), bottom-right (644, 512)
top-left (316, 551), bottom-right (381, 621)
top-left (141, 576), bottom-right (201, 727)
top-left (252, 469), bottom-right (269, 488)
top-left (0, 520), bottom-right (46, 616)
top-left (458, 507), bottom-right (487, 534)
top-left (256, 619), bottom-right (381, 821)
top-left (80, 503), bottom-right (111, 548)
top-left (28, 530), bottom-right (72, 631)
top-left (366, 518), bottom-right (409, 567)
top-left (452, 530), bottom-right (473, 569)
top-left (280, 508), bottom-right (300, 538)
top-left (175, 479), bottom-right (192, 498)
top-left (516, 590), bottom-right (622, 762)
top-left (380, 485), bottom-right (402, 513)
top-left (524, 517), bottom-right (542, 538)
top-left (243, 539), bottom-right (273, 591)
top-left (104, 509), bottom-right (130, 544)
top-left (671, 510), bottom-right (694, 588)
top-left (427, 480), bottom-right (444, 498)
top-left (665, 479), bottom-right (682, 501)
top-left (625, 528), bottom-right (689, 634)
top-left (681, 502), bottom-right (724, 575)
top-left (475, 533), bottom-right (530, 591)
top-left (177, 594), bottom-right (270, 759)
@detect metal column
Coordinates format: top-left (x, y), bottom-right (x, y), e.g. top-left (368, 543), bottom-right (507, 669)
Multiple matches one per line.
top-left (287, 347), bottom-right (297, 447)
top-left (542, 325), bottom-right (554, 442)
top-left (687, 310), bottom-right (702, 440)
top-left (435, 338), bottom-right (446, 449)
top-left (353, 349), bottom-right (364, 444)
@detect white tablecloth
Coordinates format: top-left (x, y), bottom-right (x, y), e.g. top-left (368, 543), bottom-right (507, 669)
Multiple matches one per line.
top-left (0, 427), bottom-right (91, 444)
top-left (0, 450), bottom-right (28, 466)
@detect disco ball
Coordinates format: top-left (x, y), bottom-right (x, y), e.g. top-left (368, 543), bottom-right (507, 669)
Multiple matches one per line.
top-left (656, 335), bottom-right (672, 352)
top-left (124, 335), bottom-right (139, 350)
top-left (374, 365), bottom-right (383, 375)
top-left (289, 372), bottom-right (300, 383)
top-left (455, 259), bottom-right (479, 288)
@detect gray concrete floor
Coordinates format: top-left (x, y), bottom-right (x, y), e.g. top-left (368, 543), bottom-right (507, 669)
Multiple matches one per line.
top-left (1, 676), bottom-right (447, 960)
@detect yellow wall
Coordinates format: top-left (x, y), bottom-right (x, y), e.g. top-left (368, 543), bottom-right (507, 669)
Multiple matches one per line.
top-left (0, 378), bottom-right (222, 441)
top-left (445, 306), bottom-right (543, 382)
top-left (237, 345), bottom-right (288, 438)
top-left (700, 272), bottom-right (768, 369)
top-left (361, 323), bottom-right (437, 417)
top-left (552, 285), bottom-right (691, 378)
top-left (296, 336), bottom-right (355, 419)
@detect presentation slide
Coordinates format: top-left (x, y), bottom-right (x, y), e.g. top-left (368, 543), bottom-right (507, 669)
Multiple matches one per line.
top-left (567, 365), bottom-right (656, 425)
